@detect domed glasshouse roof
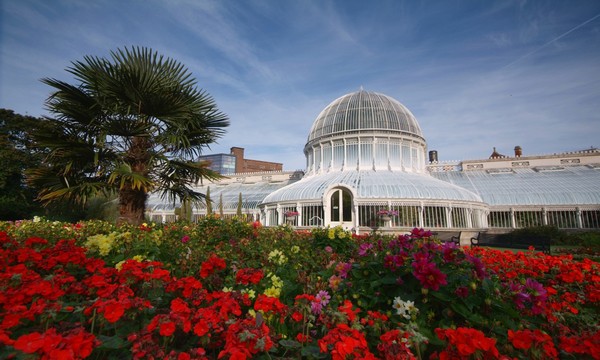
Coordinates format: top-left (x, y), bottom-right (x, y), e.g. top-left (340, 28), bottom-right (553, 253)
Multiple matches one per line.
top-left (261, 170), bottom-right (484, 204)
top-left (306, 90), bottom-right (424, 143)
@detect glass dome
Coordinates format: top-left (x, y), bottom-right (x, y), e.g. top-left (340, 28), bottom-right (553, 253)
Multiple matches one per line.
top-left (304, 90), bottom-right (428, 174)
top-left (307, 90), bottom-right (424, 142)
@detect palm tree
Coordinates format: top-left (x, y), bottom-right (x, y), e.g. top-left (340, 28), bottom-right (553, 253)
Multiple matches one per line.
top-left (28, 47), bottom-right (229, 224)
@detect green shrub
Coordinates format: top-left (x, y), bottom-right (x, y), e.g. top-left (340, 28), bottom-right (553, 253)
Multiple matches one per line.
top-left (563, 231), bottom-right (600, 248)
top-left (498, 226), bottom-right (566, 245)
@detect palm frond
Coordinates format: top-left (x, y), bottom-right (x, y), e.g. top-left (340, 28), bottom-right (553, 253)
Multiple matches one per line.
top-left (108, 163), bottom-right (154, 191)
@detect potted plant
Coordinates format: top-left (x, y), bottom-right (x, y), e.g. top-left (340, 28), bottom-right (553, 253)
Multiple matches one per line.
top-left (377, 208), bottom-right (398, 222)
top-left (284, 210), bottom-right (299, 221)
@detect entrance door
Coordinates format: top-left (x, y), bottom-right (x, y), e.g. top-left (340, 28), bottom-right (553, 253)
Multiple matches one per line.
top-left (330, 188), bottom-right (353, 228)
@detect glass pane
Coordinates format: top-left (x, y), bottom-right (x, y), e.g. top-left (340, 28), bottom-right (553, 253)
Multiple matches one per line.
top-left (342, 189), bottom-right (352, 222)
top-left (331, 190), bottom-right (340, 222)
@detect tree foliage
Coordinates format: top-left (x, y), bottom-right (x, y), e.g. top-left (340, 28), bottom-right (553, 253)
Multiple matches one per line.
top-left (28, 47), bottom-right (229, 224)
top-left (0, 109), bottom-right (47, 220)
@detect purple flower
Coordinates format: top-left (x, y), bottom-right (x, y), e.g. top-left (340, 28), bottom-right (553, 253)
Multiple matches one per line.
top-left (311, 290), bottom-right (331, 314)
top-left (466, 254), bottom-right (487, 279)
top-left (336, 262), bottom-right (353, 279)
top-left (509, 282), bottom-right (531, 309)
top-left (525, 278), bottom-right (547, 314)
top-left (181, 235), bottom-right (190, 243)
top-left (358, 243), bottom-right (373, 256)
top-left (525, 278), bottom-right (546, 297)
top-left (411, 228), bottom-right (432, 238)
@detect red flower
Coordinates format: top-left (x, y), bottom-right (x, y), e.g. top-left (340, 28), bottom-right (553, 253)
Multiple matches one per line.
top-left (235, 268), bottom-right (264, 285)
top-left (296, 333), bottom-right (310, 343)
top-left (101, 300), bottom-right (126, 323)
top-left (160, 321), bottom-right (176, 337)
top-left (199, 254), bottom-right (226, 278)
top-left (318, 323), bottom-right (376, 360)
top-left (435, 327), bottom-right (499, 359)
top-left (508, 329), bottom-right (558, 359)
top-left (254, 294), bottom-right (287, 316)
top-left (291, 311), bottom-right (304, 322)
top-left (508, 329), bottom-right (533, 350)
top-left (194, 321), bottom-right (210, 337)
top-left (338, 300), bottom-right (360, 323)
top-left (13, 332), bottom-right (45, 353)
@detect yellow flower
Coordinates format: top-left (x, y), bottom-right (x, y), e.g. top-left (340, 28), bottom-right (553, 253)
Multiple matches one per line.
top-left (115, 260), bottom-right (126, 271)
top-left (264, 287), bottom-right (281, 298)
top-left (268, 249), bottom-right (287, 265)
top-left (328, 228), bottom-right (336, 239)
top-left (270, 274), bottom-right (283, 288)
top-left (291, 245), bottom-right (300, 254)
top-left (85, 232), bottom-right (117, 256)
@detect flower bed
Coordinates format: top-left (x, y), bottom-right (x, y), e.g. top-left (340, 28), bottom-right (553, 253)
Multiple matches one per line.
top-left (0, 219), bottom-right (598, 359)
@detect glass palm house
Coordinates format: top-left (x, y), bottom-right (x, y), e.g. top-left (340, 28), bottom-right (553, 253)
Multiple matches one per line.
top-left (147, 90), bottom-right (600, 231)
top-left (260, 90), bottom-right (488, 231)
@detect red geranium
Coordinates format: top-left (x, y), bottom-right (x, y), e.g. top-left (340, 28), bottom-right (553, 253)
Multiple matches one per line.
top-left (434, 327), bottom-right (500, 359)
top-left (199, 254), bottom-right (226, 278)
top-left (235, 268), bottom-right (264, 285)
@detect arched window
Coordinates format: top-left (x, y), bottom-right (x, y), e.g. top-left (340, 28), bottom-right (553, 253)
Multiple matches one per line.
top-left (330, 188), bottom-right (353, 223)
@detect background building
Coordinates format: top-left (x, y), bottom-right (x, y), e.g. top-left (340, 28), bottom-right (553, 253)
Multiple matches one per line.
top-left (199, 147), bottom-right (283, 175)
top-left (198, 153), bottom-right (237, 175)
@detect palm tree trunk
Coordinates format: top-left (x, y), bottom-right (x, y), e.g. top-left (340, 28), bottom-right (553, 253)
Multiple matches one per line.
top-left (118, 135), bottom-right (151, 225)
top-left (118, 187), bottom-right (147, 225)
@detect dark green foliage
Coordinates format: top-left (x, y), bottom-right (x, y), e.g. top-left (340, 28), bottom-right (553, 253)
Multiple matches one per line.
top-left (497, 226), bottom-right (566, 245)
top-left (0, 109), bottom-right (48, 220)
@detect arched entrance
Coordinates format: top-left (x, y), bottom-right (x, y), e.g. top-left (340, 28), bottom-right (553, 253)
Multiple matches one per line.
top-left (329, 187), bottom-right (353, 229)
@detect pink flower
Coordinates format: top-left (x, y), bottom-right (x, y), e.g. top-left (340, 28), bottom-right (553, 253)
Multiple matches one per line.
top-left (412, 259), bottom-right (447, 291)
top-left (311, 290), bottom-right (331, 314)
top-left (181, 235), bottom-right (190, 243)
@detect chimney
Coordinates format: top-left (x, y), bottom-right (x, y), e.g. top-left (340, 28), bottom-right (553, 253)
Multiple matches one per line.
top-left (231, 147), bottom-right (245, 173)
top-left (428, 150), bottom-right (438, 163)
top-left (514, 146), bottom-right (522, 157)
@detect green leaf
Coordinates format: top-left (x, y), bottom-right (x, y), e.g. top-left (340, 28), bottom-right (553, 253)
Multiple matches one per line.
top-left (301, 345), bottom-right (328, 358)
top-left (97, 335), bottom-right (128, 350)
top-left (431, 290), bottom-right (453, 302)
top-left (450, 301), bottom-right (471, 319)
top-left (279, 339), bottom-right (302, 349)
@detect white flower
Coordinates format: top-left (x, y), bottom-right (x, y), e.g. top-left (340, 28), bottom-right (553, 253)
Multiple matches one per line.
top-left (393, 297), bottom-right (418, 320)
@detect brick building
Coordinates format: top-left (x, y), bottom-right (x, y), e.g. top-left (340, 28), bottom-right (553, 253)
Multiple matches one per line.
top-left (229, 147), bottom-right (282, 173)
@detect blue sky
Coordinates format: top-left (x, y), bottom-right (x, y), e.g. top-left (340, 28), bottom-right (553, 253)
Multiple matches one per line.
top-left (1, 0), bottom-right (599, 170)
